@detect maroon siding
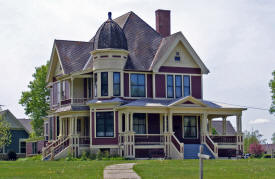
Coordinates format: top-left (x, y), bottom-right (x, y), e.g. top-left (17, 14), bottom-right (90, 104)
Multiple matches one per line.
top-left (191, 76), bottom-right (202, 99)
top-left (26, 142), bottom-right (32, 156)
top-left (52, 83), bottom-right (58, 105)
top-left (135, 149), bottom-right (165, 158)
top-left (148, 114), bottom-right (160, 134)
top-left (91, 111), bottom-right (118, 145)
top-left (159, 66), bottom-right (201, 74)
top-left (84, 78), bottom-right (87, 98)
top-left (124, 73), bottom-right (129, 97)
top-left (218, 149), bottom-right (236, 157)
top-left (155, 74), bottom-right (166, 98)
top-left (147, 74), bottom-right (153, 98)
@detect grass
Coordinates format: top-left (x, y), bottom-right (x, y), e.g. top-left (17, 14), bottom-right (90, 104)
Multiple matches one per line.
top-left (0, 159), bottom-right (274, 178)
top-left (134, 159), bottom-right (275, 179)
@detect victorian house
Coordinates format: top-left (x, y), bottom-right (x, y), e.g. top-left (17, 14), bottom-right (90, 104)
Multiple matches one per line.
top-left (43, 10), bottom-right (246, 160)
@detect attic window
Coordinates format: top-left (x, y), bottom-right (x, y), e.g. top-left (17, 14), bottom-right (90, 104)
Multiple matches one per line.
top-left (175, 52), bottom-right (180, 61)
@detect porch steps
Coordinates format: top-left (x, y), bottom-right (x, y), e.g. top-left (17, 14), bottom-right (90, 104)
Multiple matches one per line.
top-left (184, 144), bottom-right (215, 159)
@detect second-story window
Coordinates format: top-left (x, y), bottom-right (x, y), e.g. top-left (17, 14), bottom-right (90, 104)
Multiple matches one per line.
top-left (94, 73), bottom-right (97, 97)
top-left (131, 74), bottom-right (145, 97)
top-left (113, 72), bottom-right (120, 96)
top-left (175, 75), bottom-right (182, 98)
top-left (101, 72), bottom-right (108, 96)
top-left (87, 78), bottom-right (92, 98)
top-left (167, 75), bottom-right (174, 98)
top-left (57, 82), bottom-right (61, 104)
top-left (184, 75), bottom-right (190, 97)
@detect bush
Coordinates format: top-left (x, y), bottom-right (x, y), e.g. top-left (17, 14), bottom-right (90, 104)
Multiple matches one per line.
top-left (96, 150), bottom-right (103, 160)
top-left (66, 151), bottom-right (73, 161)
top-left (80, 151), bottom-right (88, 161)
top-left (263, 154), bottom-right (272, 158)
top-left (103, 150), bottom-right (110, 159)
top-left (89, 153), bottom-right (97, 160)
top-left (7, 150), bottom-right (17, 160)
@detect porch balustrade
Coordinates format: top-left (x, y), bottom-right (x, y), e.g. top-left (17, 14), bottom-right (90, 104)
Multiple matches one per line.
top-left (210, 135), bottom-right (237, 144)
top-left (79, 136), bottom-right (90, 147)
top-left (51, 98), bottom-right (92, 109)
top-left (134, 134), bottom-right (164, 145)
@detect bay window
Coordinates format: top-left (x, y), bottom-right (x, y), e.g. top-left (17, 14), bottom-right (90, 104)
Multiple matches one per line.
top-left (113, 72), bottom-right (120, 96)
top-left (96, 112), bottom-right (114, 137)
top-left (101, 72), bottom-right (108, 96)
top-left (131, 74), bottom-right (145, 97)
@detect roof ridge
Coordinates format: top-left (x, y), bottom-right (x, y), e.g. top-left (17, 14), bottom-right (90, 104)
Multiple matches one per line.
top-left (55, 39), bottom-right (92, 43)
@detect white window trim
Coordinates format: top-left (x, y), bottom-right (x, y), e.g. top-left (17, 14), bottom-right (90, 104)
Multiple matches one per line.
top-left (129, 73), bottom-right (147, 98)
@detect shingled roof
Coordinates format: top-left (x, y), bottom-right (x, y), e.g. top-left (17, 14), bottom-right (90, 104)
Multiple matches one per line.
top-left (53, 11), bottom-right (164, 75)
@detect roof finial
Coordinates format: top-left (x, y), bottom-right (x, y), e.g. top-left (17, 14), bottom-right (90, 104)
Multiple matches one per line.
top-left (108, 12), bottom-right (112, 20)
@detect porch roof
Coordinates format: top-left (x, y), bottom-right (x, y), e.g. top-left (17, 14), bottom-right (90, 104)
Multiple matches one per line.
top-left (55, 105), bottom-right (89, 113)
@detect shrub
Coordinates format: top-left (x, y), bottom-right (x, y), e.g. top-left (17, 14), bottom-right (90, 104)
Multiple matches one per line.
top-left (249, 142), bottom-right (264, 158)
top-left (80, 151), bottom-right (88, 161)
top-left (7, 150), bottom-right (17, 160)
top-left (96, 150), bottom-right (103, 160)
top-left (103, 150), bottom-right (110, 159)
top-left (263, 154), bottom-right (272, 158)
top-left (66, 151), bottom-right (73, 161)
top-left (89, 153), bottom-right (97, 160)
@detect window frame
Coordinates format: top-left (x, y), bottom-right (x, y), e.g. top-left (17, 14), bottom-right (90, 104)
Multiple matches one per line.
top-left (175, 75), bottom-right (182, 98)
top-left (95, 111), bottom-right (114, 138)
top-left (19, 139), bottom-right (26, 154)
top-left (113, 72), bottom-right (121, 96)
top-left (130, 74), bottom-right (146, 97)
top-left (166, 75), bottom-right (174, 98)
top-left (184, 75), bottom-right (191, 97)
top-left (101, 72), bottom-right (108, 96)
top-left (183, 116), bottom-right (198, 139)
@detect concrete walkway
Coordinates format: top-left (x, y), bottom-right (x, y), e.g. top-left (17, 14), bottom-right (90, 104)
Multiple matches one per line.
top-left (104, 163), bottom-right (141, 179)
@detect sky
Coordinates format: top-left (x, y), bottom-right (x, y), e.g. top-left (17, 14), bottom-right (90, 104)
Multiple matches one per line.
top-left (0, 0), bottom-right (274, 142)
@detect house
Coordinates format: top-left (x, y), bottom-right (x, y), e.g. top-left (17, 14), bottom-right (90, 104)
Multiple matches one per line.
top-left (0, 110), bottom-right (32, 159)
top-left (43, 10), bottom-right (246, 160)
top-left (262, 144), bottom-right (275, 157)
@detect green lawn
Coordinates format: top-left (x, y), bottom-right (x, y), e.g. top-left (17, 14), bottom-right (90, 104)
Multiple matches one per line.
top-left (0, 159), bottom-right (274, 179)
top-left (134, 159), bottom-right (275, 179)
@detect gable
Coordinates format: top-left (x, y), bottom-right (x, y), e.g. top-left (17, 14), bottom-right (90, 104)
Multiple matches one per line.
top-left (169, 96), bottom-right (208, 107)
top-left (0, 110), bottom-right (25, 130)
top-left (162, 42), bottom-right (199, 68)
top-left (46, 46), bottom-right (65, 83)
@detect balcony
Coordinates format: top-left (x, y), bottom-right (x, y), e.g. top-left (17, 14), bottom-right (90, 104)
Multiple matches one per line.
top-left (51, 98), bottom-right (92, 110)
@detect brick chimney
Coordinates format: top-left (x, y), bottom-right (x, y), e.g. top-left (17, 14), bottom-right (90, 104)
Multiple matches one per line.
top-left (155, 9), bottom-right (171, 37)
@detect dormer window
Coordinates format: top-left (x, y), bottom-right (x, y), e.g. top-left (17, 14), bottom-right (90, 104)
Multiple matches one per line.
top-left (175, 52), bottom-right (180, 61)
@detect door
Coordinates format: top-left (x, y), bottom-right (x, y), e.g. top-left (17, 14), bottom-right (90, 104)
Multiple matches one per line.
top-left (173, 116), bottom-right (182, 141)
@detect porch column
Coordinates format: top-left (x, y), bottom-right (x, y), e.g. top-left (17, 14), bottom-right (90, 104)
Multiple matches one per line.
top-left (236, 115), bottom-right (242, 134)
top-left (160, 114), bottom-right (163, 134)
top-left (163, 113), bottom-right (167, 132)
top-left (130, 112), bottom-right (133, 132)
top-left (125, 112), bottom-right (129, 132)
top-left (74, 117), bottom-right (78, 135)
top-left (202, 113), bottom-right (208, 135)
top-left (118, 111), bottom-right (122, 133)
top-left (168, 111), bottom-right (173, 133)
top-left (222, 117), bottom-right (227, 135)
top-left (59, 118), bottom-right (63, 137)
top-left (208, 118), bottom-right (212, 135)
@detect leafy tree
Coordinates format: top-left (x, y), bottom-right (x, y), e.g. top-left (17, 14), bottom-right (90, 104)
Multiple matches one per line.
top-left (19, 62), bottom-right (49, 136)
top-left (249, 142), bottom-right (264, 158)
top-left (0, 114), bottom-right (11, 148)
top-left (272, 132), bottom-right (275, 144)
top-left (270, 70), bottom-right (275, 114)
top-left (244, 129), bottom-right (266, 153)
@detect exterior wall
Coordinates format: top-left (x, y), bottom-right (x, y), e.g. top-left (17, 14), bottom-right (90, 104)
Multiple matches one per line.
top-left (191, 76), bottom-right (202, 99)
top-left (73, 78), bottom-right (84, 98)
top-left (147, 74), bottom-right (153, 98)
top-left (124, 73), bottom-right (129, 97)
top-left (91, 111), bottom-right (118, 145)
top-left (155, 74), bottom-right (166, 98)
top-left (5, 130), bottom-right (29, 154)
top-left (159, 66), bottom-right (201, 74)
top-left (26, 140), bottom-right (45, 156)
top-left (162, 42), bottom-right (199, 68)
top-left (148, 114), bottom-right (160, 134)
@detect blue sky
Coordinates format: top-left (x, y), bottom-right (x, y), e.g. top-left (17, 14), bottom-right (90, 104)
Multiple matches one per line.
top-left (0, 0), bottom-right (274, 142)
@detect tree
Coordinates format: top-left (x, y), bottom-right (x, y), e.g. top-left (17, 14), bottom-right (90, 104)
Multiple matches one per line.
top-left (272, 132), bottom-right (275, 144)
top-left (0, 114), bottom-right (11, 148)
top-left (249, 142), bottom-right (264, 158)
top-left (19, 62), bottom-right (49, 136)
top-left (270, 70), bottom-right (275, 114)
top-left (244, 129), bottom-right (266, 153)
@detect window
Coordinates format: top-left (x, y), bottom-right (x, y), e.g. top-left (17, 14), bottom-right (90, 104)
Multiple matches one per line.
top-left (113, 72), bottom-right (120, 96)
top-left (96, 112), bottom-right (114, 137)
top-left (20, 141), bottom-right (26, 153)
top-left (32, 142), bottom-right (37, 154)
top-left (101, 72), bottom-right (108, 96)
top-left (133, 113), bottom-right (146, 134)
top-left (77, 119), bottom-right (81, 133)
top-left (175, 75), bottom-right (182, 98)
top-left (87, 78), bottom-right (92, 98)
top-left (167, 75), bottom-right (174, 98)
top-left (184, 75), bottom-right (190, 97)
top-left (131, 74), bottom-right (145, 97)
top-left (175, 52), bottom-right (181, 61)
top-left (184, 116), bottom-right (197, 138)
top-left (56, 117), bottom-right (59, 137)
top-left (94, 73), bottom-right (97, 97)
top-left (61, 81), bottom-right (66, 100)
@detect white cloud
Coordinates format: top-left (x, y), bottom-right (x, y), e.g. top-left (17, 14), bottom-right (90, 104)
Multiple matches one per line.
top-left (250, 118), bottom-right (271, 124)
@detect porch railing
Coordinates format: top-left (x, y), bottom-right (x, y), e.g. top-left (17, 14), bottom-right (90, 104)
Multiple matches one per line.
top-left (51, 98), bottom-right (92, 109)
top-left (134, 134), bottom-right (164, 145)
top-left (171, 134), bottom-right (184, 154)
top-left (79, 136), bottom-right (90, 147)
top-left (203, 135), bottom-right (218, 158)
top-left (210, 135), bottom-right (237, 144)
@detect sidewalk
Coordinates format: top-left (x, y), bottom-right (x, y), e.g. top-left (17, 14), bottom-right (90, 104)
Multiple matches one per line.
top-left (104, 163), bottom-right (141, 179)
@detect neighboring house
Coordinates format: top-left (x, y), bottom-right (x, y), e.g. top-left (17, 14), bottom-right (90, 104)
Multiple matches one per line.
top-left (26, 140), bottom-right (45, 157)
top-left (262, 144), bottom-right (275, 157)
top-left (43, 10), bottom-right (246, 160)
top-left (0, 110), bottom-right (32, 159)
